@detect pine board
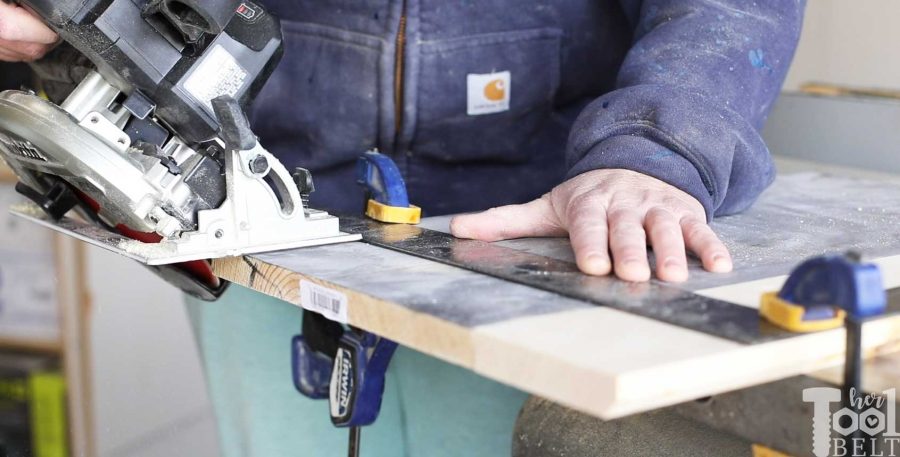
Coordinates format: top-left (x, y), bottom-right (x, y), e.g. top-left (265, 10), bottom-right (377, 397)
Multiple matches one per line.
top-left (212, 169), bottom-right (900, 420)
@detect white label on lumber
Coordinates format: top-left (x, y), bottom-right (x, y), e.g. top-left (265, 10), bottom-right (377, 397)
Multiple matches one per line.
top-left (299, 280), bottom-right (348, 324)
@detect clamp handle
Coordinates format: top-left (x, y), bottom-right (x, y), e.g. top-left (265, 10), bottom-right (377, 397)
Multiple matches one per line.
top-left (291, 335), bottom-right (333, 399)
top-left (329, 331), bottom-right (398, 427)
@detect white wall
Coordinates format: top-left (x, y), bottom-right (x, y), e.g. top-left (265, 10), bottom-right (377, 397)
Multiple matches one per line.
top-left (87, 248), bottom-right (220, 457)
top-left (784, 0), bottom-right (900, 91)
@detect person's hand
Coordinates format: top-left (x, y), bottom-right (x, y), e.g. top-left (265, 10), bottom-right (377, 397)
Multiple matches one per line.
top-left (450, 169), bottom-right (733, 283)
top-left (0, 2), bottom-right (57, 62)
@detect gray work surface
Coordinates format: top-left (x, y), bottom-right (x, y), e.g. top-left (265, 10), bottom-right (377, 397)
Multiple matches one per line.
top-left (250, 157), bottom-right (900, 329)
top-left (419, 156), bottom-right (900, 292)
top-left (215, 156), bottom-right (900, 419)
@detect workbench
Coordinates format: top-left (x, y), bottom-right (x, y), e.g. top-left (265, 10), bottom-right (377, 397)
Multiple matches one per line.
top-left (211, 157), bottom-right (900, 423)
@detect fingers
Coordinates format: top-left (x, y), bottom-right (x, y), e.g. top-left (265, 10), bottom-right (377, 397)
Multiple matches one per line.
top-left (566, 198), bottom-right (611, 275)
top-left (450, 197), bottom-right (565, 242)
top-left (0, 3), bottom-right (57, 44)
top-left (0, 3), bottom-right (57, 62)
top-left (0, 38), bottom-right (51, 62)
top-left (0, 47), bottom-right (25, 62)
top-left (645, 208), bottom-right (688, 282)
top-left (450, 169), bottom-right (733, 283)
top-left (607, 208), bottom-right (651, 282)
top-left (681, 216), bottom-right (733, 273)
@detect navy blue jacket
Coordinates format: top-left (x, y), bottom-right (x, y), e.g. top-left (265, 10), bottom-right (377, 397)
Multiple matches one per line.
top-left (253, 0), bottom-right (804, 218)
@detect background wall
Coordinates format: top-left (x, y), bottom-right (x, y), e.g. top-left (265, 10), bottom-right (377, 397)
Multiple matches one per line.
top-left (87, 249), bottom-right (219, 457)
top-left (784, 0), bottom-right (900, 91)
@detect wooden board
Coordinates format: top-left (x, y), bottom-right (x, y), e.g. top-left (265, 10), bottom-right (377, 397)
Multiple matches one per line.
top-left (213, 165), bottom-right (900, 420)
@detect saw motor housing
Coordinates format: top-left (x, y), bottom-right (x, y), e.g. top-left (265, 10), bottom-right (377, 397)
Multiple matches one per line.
top-left (23, 0), bottom-right (282, 144)
top-left (0, 1), bottom-right (359, 290)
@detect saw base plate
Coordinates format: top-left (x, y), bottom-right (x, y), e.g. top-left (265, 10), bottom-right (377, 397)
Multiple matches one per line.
top-left (12, 203), bottom-right (361, 265)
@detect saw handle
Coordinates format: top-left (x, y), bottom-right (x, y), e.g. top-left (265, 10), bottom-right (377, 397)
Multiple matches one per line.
top-left (212, 96), bottom-right (257, 151)
top-left (142, 0), bottom-right (241, 44)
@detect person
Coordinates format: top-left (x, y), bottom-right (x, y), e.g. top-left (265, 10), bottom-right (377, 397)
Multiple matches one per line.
top-left (0, 1), bottom-right (804, 455)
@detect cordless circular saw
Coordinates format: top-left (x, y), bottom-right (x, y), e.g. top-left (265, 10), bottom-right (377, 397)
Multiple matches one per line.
top-left (0, 0), bottom-right (360, 300)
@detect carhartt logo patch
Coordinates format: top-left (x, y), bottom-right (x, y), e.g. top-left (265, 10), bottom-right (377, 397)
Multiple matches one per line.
top-left (484, 79), bottom-right (505, 101)
top-left (467, 71), bottom-right (510, 115)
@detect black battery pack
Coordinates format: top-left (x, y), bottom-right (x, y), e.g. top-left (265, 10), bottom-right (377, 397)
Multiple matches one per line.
top-left (20, 0), bottom-right (283, 144)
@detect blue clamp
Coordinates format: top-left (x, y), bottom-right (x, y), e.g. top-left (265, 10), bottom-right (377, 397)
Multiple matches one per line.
top-left (780, 254), bottom-right (886, 318)
top-left (760, 253), bottom-right (886, 332)
top-left (290, 150), bottom-right (419, 431)
top-left (356, 150), bottom-right (421, 224)
top-left (292, 313), bottom-right (398, 428)
top-left (760, 253), bottom-right (887, 455)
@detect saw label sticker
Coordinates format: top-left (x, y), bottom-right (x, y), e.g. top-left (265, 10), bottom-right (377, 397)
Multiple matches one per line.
top-left (299, 280), bottom-right (349, 324)
top-left (183, 45), bottom-right (249, 113)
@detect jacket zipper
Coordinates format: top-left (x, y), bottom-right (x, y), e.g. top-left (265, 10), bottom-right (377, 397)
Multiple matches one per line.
top-left (393, 0), bottom-right (408, 148)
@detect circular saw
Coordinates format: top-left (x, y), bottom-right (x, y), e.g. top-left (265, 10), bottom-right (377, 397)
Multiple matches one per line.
top-left (0, 0), bottom-right (360, 300)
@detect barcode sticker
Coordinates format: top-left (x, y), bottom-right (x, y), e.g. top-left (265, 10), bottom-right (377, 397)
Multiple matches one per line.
top-left (299, 280), bottom-right (348, 324)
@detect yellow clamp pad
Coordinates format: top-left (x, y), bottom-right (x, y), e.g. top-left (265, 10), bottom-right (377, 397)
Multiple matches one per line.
top-left (759, 292), bottom-right (845, 332)
top-left (366, 199), bottom-right (421, 224)
top-left (752, 443), bottom-right (794, 457)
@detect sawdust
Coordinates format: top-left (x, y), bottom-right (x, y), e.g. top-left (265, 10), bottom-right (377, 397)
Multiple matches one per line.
top-left (10, 202), bottom-right (46, 218)
top-left (685, 172), bottom-right (900, 290)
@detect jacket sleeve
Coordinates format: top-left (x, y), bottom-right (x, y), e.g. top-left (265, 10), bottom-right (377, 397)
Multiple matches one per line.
top-left (566, 0), bottom-right (805, 218)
